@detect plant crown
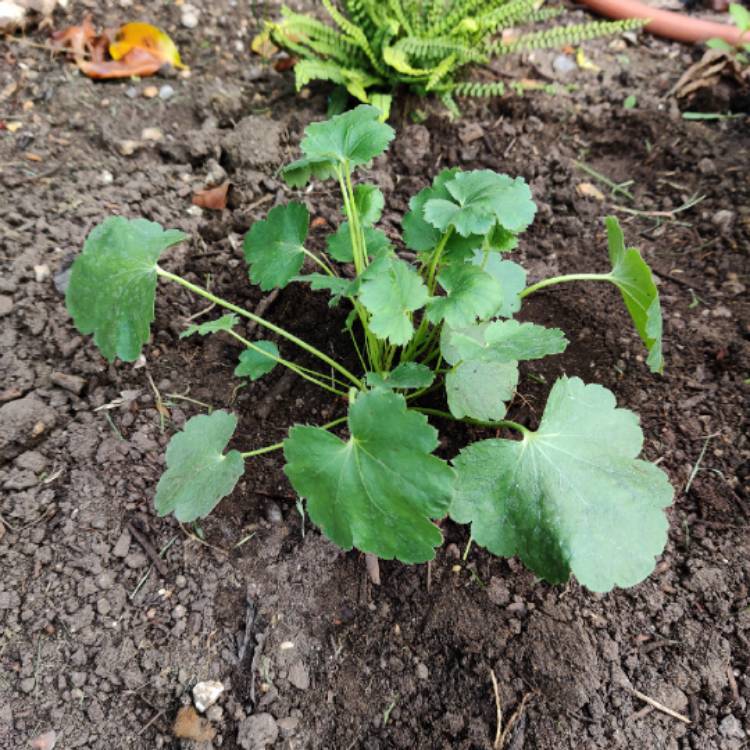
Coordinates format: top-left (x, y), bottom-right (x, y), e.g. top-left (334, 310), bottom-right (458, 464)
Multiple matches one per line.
top-left (262, 0), bottom-right (644, 115)
top-left (66, 105), bottom-right (672, 592)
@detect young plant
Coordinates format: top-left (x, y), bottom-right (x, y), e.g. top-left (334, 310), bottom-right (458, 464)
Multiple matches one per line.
top-left (707, 4), bottom-right (750, 65)
top-left (260, 0), bottom-right (643, 116)
top-left (66, 106), bottom-right (672, 592)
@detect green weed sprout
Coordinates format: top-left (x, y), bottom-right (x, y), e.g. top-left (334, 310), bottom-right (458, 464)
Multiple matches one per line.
top-left (707, 4), bottom-right (750, 65)
top-left (66, 106), bottom-right (672, 592)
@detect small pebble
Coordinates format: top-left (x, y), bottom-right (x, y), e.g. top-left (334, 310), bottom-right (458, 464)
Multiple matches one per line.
top-left (99, 170), bottom-right (114, 185)
top-left (117, 139), bottom-right (141, 156)
top-left (0, 295), bottom-right (13, 317)
top-left (142, 85), bottom-right (159, 98)
top-left (140, 127), bottom-right (163, 142)
top-left (193, 680), bottom-right (224, 713)
top-left (34, 264), bottom-right (50, 283)
top-left (416, 663), bottom-right (429, 680)
top-left (181, 4), bottom-right (200, 28)
top-left (159, 84), bottom-right (175, 100)
top-left (125, 86), bottom-right (138, 99)
top-left (173, 604), bottom-right (187, 619)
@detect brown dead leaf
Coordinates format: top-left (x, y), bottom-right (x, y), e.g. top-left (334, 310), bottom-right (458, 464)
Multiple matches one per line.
top-left (24, 152), bottom-right (42, 161)
top-left (576, 182), bottom-right (606, 202)
top-left (310, 216), bottom-right (328, 229)
top-left (670, 49), bottom-right (732, 99)
top-left (173, 706), bottom-right (215, 742)
top-left (274, 55), bottom-right (297, 72)
top-left (192, 181), bottom-right (230, 211)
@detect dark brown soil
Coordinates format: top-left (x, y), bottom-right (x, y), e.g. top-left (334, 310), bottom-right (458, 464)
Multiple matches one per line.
top-left (1, 2), bottom-right (748, 750)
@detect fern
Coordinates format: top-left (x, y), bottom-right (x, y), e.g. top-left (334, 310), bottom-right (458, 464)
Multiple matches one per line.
top-left (267, 0), bottom-right (647, 115)
top-left (491, 18), bottom-right (645, 55)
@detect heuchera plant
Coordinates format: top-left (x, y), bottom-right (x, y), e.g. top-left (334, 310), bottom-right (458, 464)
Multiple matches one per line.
top-left (66, 106), bottom-right (672, 592)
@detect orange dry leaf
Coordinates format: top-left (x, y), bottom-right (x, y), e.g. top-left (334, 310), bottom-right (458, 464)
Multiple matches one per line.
top-left (52, 16), bottom-right (184, 79)
top-left (109, 22), bottom-right (183, 68)
top-left (192, 182), bottom-right (230, 211)
top-left (173, 706), bottom-right (215, 742)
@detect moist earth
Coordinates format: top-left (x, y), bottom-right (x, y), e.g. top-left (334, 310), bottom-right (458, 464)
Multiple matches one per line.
top-left (0, 2), bottom-right (748, 749)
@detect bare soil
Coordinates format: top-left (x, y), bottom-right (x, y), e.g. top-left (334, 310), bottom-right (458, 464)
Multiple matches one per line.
top-left (1, 2), bottom-right (748, 749)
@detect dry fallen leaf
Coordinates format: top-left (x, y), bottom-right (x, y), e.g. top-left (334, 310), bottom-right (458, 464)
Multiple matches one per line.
top-left (52, 17), bottom-right (184, 79)
top-left (576, 182), bottom-right (606, 201)
top-left (173, 706), bottom-right (215, 742)
top-left (192, 181), bottom-right (230, 211)
top-left (109, 22), bottom-right (183, 68)
top-left (251, 28), bottom-right (278, 58)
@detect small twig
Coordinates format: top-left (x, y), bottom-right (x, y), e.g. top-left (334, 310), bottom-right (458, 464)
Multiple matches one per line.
top-left (256, 369), bottom-right (295, 421)
top-left (426, 560), bottom-right (432, 593)
top-left (138, 709), bottom-right (165, 736)
top-left (127, 521), bottom-right (168, 577)
top-left (498, 691), bottom-right (535, 747)
top-left (726, 665), bottom-right (740, 705)
top-left (630, 688), bottom-right (691, 724)
top-left (685, 431), bottom-right (720, 494)
top-left (178, 522), bottom-right (229, 555)
top-left (365, 553), bottom-right (381, 586)
top-left (629, 705), bottom-right (655, 721)
top-left (237, 587), bottom-right (256, 663)
top-left (611, 193), bottom-right (705, 219)
top-left (490, 669), bottom-right (502, 749)
top-left (245, 289), bottom-right (280, 337)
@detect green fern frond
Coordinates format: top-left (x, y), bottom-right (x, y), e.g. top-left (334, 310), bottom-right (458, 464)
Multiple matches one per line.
top-left (522, 5), bottom-right (567, 24)
top-left (322, 0), bottom-right (387, 74)
top-left (388, 0), bottom-right (415, 34)
top-left (440, 90), bottom-right (461, 117)
top-left (474, 0), bottom-right (541, 34)
top-left (491, 18), bottom-right (645, 55)
top-left (269, 0), bottom-right (646, 115)
top-left (341, 0), bottom-right (380, 36)
top-left (452, 80), bottom-right (507, 97)
top-left (426, 54), bottom-right (458, 90)
top-left (396, 36), bottom-right (485, 64)
top-left (279, 10), bottom-right (366, 63)
top-left (432, 0), bottom-right (513, 36)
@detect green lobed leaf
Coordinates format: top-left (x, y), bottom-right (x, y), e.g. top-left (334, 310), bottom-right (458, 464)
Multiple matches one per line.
top-left (402, 169), bottom-right (484, 259)
top-left (281, 157), bottom-right (338, 189)
top-left (441, 320), bottom-right (568, 366)
top-left (234, 342), bottom-right (279, 381)
top-left (426, 264), bottom-right (502, 328)
top-left (353, 184), bottom-right (385, 226)
top-left (450, 376), bottom-right (673, 592)
top-left (243, 202), bottom-right (309, 291)
top-left (326, 223), bottom-right (393, 262)
top-left (471, 252), bottom-right (527, 318)
top-left (283, 390), bottom-right (455, 563)
top-left (366, 362), bottom-right (435, 390)
top-left (180, 314), bottom-right (238, 339)
top-left (66, 217), bottom-right (187, 362)
top-left (155, 411), bottom-right (244, 522)
top-left (486, 224), bottom-right (520, 253)
top-left (295, 273), bottom-right (358, 298)
top-left (605, 216), bottom-right (664, 374)
top-left (424, 171), bottom-right (536, 237)
top-left (358, 256), bottom-right (429, 345)
top-left (299, 104), bottom-right (395, 169)
top-left (446, 360), bottom-right (519, 422)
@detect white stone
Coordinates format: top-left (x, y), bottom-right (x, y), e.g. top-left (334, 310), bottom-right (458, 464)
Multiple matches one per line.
top-left (192, 680), bottom-right (224, 713)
